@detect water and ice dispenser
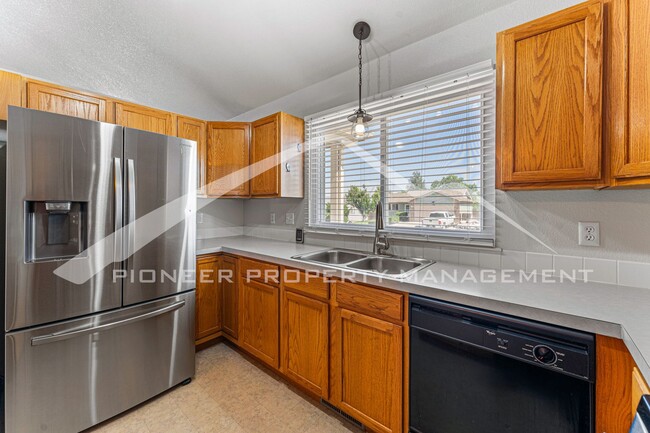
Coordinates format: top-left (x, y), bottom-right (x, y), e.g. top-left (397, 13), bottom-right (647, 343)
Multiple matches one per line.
top-left (25, 200), bottom-right (87, 262)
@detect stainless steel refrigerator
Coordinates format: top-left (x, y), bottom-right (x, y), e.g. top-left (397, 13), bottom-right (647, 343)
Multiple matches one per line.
top-left (2, 107), bottom-right (196, 432)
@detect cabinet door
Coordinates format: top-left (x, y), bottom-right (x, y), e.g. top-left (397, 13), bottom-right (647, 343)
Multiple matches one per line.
top-left (177, 116), bottom-right (207, 196)
top-left (115, 101), bottom-right (174, 135)
top-left (26, 81), bottom-right (107, 122)
top-left (206, 122), bottom-right (250, 197)
top-left (221, 255), bottom-right (239, 339)
top-left (0, 71), bottom-right (23, 120)
top-left (195, 255), bottom-right (222, 343)
top-left (240, 279), bottom-right (279, 368)
top-left (281, 290), bottom-right (328, 398)
top-left (332, 308), bottom-right (403, 433)
top-left (251, 113), bottom-right (280, 196)
top-left (497, 1), bottom-right (603, 187)
top-left (609, 0), bottom-right (650, 184)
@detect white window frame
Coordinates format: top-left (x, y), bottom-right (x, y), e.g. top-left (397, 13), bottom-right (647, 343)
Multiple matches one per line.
top-left (305, 61), bottom-right (496, 247)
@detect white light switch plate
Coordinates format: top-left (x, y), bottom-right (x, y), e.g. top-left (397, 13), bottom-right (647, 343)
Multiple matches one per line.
top-left (578, 222), bottom-right (600, 247)
top-left (286, 213), bottom-right (295, 225)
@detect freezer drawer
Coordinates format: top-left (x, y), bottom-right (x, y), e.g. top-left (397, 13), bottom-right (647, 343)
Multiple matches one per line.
top-left (4, 291), bottom-right (195, 433)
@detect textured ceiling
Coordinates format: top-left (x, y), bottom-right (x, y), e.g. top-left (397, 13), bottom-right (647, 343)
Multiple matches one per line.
top-left (0, 0), bottom-right (516, 119)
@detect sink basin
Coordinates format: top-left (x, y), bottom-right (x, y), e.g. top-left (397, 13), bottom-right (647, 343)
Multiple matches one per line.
top-left (293, 248), bottom-right (432, 278)
top-left (296, 249), bottom-right (368, 265)
top-left (346, 256), bottom-right (428, 275)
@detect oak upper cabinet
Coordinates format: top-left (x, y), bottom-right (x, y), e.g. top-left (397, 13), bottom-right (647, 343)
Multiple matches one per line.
top-left (250, 112), bottom-right (304, 198)
top-left (239, 260), bottom-right (280, 369)
top-left (195, 255), bottom-right (222, 344)
top-left (177, 116), bottom-right (207, 196)
top-left (331, 282), bottom-right (404, 433)
top-left (0, 71), bottom-right (23, 120)
top-left (26, 80), bottom-right (108, 122)
top-left (206, 122), bottom-right (250, 197)
top-left (608, 0), bottom-right (650, 186)
top-left (281, 272), bottom-right (329, 398)
top-left (115, 101), bottom-right (174, 135)
top-left (496, 1), bottom-right (605, 190)
top-left (221, 255), bottom-right (239, 340)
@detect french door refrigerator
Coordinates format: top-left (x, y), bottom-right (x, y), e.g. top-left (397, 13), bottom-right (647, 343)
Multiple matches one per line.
top-left (2, 107), bottom-right (196, 432)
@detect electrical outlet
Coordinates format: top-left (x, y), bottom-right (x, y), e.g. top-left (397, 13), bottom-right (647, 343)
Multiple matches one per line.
top-left (197, 212), bottom-right (204, 224)
top-left (578, 222), bottom-right (600, 247)
top-left (270, 213), bottom-right (276, 224)
top-left (285, 213), bottom-right (295, 225)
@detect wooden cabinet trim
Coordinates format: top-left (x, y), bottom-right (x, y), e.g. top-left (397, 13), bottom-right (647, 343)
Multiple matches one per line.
top-left (239, 257), bottom-right (280, 286)
top-left (282, 268), bottom-right (330, 301)
top-left (221, 255), bottom-right (239, 340)
top-left (335, 281), bottom-right (404, 323)
top-left (632, 367), bottom-right (650, 418)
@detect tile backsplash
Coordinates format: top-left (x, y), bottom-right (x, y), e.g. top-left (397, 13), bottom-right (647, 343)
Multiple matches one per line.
top-left (224, 226), bottom-right (649, 290)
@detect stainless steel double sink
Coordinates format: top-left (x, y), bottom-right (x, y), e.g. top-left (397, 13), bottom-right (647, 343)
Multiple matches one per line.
top-left (292, 248), bottom-right (433, 278)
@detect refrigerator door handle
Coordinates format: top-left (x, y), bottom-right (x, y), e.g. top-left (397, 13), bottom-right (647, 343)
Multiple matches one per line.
top-left (113, 157), bottom-right (123, 266)
top-left (30, 300), bottom-right (186, 346)
top-left (126, 158), bottom-right (136, 262)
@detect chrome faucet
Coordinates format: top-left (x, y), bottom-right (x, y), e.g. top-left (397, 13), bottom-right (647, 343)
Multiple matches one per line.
top-left (373, 201), bottom-right (390, 255)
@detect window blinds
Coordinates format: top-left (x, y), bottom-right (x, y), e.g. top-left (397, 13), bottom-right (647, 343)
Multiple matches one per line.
top-left (305, 61), bottom-right (496, 247)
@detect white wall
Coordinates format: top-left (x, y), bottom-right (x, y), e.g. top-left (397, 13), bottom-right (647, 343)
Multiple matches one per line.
top-left (238, 0), bottom-right (650, 265)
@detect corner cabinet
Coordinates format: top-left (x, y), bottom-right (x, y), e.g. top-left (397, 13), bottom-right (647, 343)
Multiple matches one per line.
top-left (250, 112), bottom-right (304, 198)
top-left (496, 0), bottom-right (605, 190)
top-left (221, 255), bottom-right (239, 340)
top-left (206, 122), bottom-right (250, 197)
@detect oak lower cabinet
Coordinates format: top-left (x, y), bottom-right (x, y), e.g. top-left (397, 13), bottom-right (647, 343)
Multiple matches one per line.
top-left (177, 115), bottom-right (207, 196)
top-left (206, 122), bottom-right (250, 197)
top-left (239, 278), bottom-right (280, 369)
top-left (496, 1), bottom-right (605, 190)
top-left (115, 101), bottom-right (174, 135)
top-left (331, 282), bottom-right (405, 433)
top-left (250, 112), bottom-right (304, 198)
top-left (195, 255), bottom-right (222, 344)
top-left (281, 288), bottom-right (329, 398)
top-left (221, 255), bottom-right (239, 340)
top-left (26, 80), bottom-right (108, 122)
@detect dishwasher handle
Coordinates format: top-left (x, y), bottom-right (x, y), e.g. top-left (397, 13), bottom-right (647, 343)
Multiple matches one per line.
top-left (31, 300), bottom-right (185, 346)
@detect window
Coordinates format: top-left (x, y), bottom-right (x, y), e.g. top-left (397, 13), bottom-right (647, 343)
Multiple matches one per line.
top-left (305, 61), bottom-right (495, 246)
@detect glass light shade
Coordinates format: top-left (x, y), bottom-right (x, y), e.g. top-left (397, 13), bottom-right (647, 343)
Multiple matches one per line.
top-left (351, 117), bottom-right (368, 140)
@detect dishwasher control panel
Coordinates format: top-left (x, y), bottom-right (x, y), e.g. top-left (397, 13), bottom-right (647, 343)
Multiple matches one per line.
top-left (484, 328), bottom-right (590, 379)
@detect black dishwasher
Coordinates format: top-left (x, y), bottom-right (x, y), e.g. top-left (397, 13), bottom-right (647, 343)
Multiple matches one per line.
top-left (409, 295), bottom-right (595, 433)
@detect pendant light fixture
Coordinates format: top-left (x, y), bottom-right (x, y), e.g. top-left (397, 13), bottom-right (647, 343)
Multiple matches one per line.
top-left (348, 21), bottom-right (372, 141)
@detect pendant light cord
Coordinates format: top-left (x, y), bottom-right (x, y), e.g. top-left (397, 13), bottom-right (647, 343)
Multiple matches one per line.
top-left (358, 31), bottom-right (363, 112)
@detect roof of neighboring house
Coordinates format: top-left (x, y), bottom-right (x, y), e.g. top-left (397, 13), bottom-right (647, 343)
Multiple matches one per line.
top-left (387, 188), bottom-right (476, 204)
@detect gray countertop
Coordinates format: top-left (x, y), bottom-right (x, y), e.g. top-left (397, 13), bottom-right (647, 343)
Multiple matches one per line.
top-left (197, 236), bottom-right (650, 380)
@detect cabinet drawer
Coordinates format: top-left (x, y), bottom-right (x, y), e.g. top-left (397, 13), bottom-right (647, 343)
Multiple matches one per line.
top-left (283, 269), bottom-right (329, 300)
top-left (240, 258), bottom-right (280, 286)
top-left (335, 281), bottom-right (403, 323)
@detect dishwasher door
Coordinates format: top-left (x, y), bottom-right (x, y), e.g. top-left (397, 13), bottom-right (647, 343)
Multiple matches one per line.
top-left (4, 291), bottom-right (195, 433)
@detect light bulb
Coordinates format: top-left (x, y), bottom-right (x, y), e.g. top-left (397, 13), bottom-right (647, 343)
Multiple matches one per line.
top-left (351, 117), bottom-right (367, 140)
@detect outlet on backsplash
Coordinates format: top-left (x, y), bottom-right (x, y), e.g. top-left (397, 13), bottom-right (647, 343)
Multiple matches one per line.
top-left (578, 222), bottom-right (600, 247)
top-left (285, 213), bottom-right (295, 225)
top-left (270, 213), bottom-right (276, 224)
